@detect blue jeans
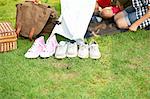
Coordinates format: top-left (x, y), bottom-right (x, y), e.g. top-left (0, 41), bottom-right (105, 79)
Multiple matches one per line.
top-left (123, 6), bottom-right (137, 26)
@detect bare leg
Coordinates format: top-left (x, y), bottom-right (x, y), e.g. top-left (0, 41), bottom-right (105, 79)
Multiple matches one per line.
top-left (101, 7), bottom-right (114, 19)
top-left (115, 17), bottom-right (129, 29)
top-left (114, 11), bottom-right (129, 29)
top-left (114, 11), bottom-right (127, 22)
top-left (129, 10), bottom-right (150, 31)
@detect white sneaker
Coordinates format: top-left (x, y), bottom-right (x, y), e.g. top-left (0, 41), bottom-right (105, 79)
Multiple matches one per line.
top-left (75, 39), bottom-right (85, 45)
top-left (55, 41), bottom-right (67, 59)
top-left (78, 43), bottom-right (89, 58)
top-left (40, 35), bottom-right (58, 58)
top-left (66, 42), bottom-right (78, 58)
top-left (89, 41), bottom-right (101, 59)
top-left (25, 36), bottom-right (45, 58)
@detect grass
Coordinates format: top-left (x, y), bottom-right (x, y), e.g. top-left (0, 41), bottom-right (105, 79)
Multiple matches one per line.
top-left (0, 0), bottom-right (150, 99)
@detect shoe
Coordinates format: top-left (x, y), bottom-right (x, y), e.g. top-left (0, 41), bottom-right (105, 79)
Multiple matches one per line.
top-left (89, 41), bottom-right (101, 59)
top-left (25, 36), bottom-right (45, 58)
top-left (78, 43), bottom-right (89, 58)
top-left (66, 42), bottom-right (77, 58)
top-left (75, 39), bottom-right (85, 45)
top-left (55, 41), bottom-right (67, 59)
top-left (91, 16), bottom-right (102, 23)
top-left (40, 35), bottom-right (58, 58)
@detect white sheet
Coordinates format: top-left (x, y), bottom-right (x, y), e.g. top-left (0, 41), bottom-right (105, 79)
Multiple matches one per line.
top-left (51, 0), bottom-right (96, 40)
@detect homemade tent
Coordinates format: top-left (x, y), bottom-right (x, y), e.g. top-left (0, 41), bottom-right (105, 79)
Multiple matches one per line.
top-left (51, 0), bottom-right (96, 40)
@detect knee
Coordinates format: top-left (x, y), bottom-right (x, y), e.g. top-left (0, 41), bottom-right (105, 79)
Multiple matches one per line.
top-left (114, 11), bottom-right (124, 21)
top-left (101, 8), bottom-right (114, 19)
top-left (115, 19), bottom-right (129, 29)
top-left (114, 14), bottom-right (118, 21)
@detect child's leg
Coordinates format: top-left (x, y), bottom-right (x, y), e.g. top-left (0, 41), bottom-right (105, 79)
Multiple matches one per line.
top-left (101, 7), bottom-right (114, 19)
top-left (114, 6), bottom-right (136, 29)
top-left (114, 12), bottom-right (131, 29)
top-left (115, 15), bottom-right (129, 29)
top-left (114, 6), bottom-right (135, 21)
top-left (129, 11), bottom-right (150, 31)
top-left (115, 12), bottom-right (137, 29)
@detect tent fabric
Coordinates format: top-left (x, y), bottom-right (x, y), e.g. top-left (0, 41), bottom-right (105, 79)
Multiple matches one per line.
top-left (51, 0), bottom-right (96, 40)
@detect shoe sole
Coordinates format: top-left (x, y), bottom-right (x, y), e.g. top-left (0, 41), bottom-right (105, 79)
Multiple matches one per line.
top-left (55, 55), bottom-right (66, 59)
top-left (40, 50), bottom-right (55, 58)
top-left (40, 53), bottom-right (54, 58)
top-left (78, 55), bottom-right (89, 59)
top-left (90, 55), bottom-right (101, 59)
top-left (90, 56), bottom-right (101, 59)
top-left (25, 56), bottom-right (39, 59)
top-left (66, 53), bottom-right (77, 58)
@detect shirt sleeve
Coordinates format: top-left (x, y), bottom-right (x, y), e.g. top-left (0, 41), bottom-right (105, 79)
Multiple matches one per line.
top-left (148, 0), bottom-right (150, 6)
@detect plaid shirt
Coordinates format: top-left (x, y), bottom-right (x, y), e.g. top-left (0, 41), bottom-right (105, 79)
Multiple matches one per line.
top-left (132, 0), bottom-right (150, 28)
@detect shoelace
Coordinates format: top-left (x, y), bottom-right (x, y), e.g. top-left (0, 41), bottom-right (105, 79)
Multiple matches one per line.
top-left (42, 47), bottom-right (48, 52)
top-left (79, 44), bottom-right (88, 50)
top-left (68, 43), bottom-right (76, 48)
top-left (57, 42), bottom-right (67, 48)
top-left (58, 44), bottom-right (64, 48)
top-left (43, 42), bottom-right (55, 52)
top-left (90, 44), bottom-right (98, 51)
top-left (28, 42), bottom-right (45, 52)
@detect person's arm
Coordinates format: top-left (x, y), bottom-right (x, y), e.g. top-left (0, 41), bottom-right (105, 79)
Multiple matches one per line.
top-left (129, 6), bottom-right (150, 31)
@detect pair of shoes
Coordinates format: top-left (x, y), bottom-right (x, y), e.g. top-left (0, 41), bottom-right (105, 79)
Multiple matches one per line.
top-left (55, 41), bottom-right (77, 59)
top-left (40, 36), bottom-right (58, 58)
top-left (24, 36), bottom-right (58, 58)
top-left (55, 41), bottom-right (101, 59)
top-left (78, 42), bottom-right (101, 59)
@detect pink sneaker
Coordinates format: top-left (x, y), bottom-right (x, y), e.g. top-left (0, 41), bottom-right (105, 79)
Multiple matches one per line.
top-left (40, 35), bottom-right (58, 58)
top-left (24, 36), bottom-right (45, 58)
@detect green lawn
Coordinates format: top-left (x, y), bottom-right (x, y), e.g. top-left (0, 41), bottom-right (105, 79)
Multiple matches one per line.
top-left (0, 0), bottom-right (150, 99)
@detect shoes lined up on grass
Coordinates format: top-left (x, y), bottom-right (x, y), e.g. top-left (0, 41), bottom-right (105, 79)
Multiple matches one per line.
top-left (40, 36), bottom-right (58, 58)
top-left (55, 41), bottom-right (101, 59)
top-left (78, 42), bottom-right (101, 59)
top-left (55, 41), bottom-right (68, 59)
top-left (25, 36), bottom-right (58, 58)
top-left (55, 41), bottom-right (78, 59)
top-left (89, 42), bottom-right (101, 59)
top-left (78, 43), bottom-right (89, 58)
top-left (25, 36), bottom-right (101, 59)
top-left (24, 36), bottom-right (45, 58)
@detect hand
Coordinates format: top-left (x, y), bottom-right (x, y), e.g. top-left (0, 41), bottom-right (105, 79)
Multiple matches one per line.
top-left (26, 0), bottom-right (36, 2)
top-left (129, 24), bottom-right (138, 31)
top-left (25, 0), bottom-right (40, 4)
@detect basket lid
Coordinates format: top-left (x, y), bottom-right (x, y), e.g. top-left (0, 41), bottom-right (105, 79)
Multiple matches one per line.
top-left (0, 22), bottom-right (15, 34)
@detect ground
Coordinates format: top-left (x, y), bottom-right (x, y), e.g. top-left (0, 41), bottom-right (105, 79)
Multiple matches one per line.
top-left (0, 0), bottom-right (150, 99)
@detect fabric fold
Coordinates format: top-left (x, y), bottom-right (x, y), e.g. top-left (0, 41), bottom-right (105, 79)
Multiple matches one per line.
top-left (51, 0), bottom-right (96, 40)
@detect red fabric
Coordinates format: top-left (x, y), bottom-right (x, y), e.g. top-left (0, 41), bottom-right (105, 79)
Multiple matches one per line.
top-left (111, 6), bottom-right (121, 14)
top-left (97, 0), bottom-right (111, 8)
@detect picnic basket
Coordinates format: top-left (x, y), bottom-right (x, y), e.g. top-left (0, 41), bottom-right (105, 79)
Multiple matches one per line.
top-left (0, 22), bottom-right (17, 52)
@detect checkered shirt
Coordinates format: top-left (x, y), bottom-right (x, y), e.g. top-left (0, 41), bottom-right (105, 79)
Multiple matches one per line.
top-left (132, 0), bottom-right (150, 28)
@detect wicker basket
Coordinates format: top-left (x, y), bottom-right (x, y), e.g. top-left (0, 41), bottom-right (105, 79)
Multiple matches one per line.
top-left (0, 22), bottom-right (17, 52)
